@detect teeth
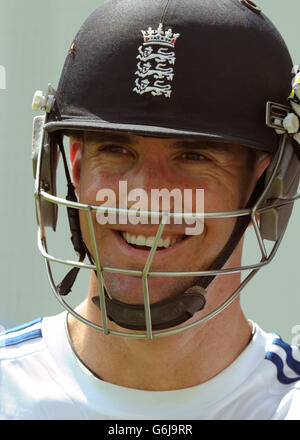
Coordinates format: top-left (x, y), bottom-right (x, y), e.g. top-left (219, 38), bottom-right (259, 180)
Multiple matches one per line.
top-left (136, 235), bottom-right (145, 246)
top-left (163, 237), bottom-right (171, 248)
top-left (146, 236), bottom-right (156, 247)
top-left (121, 232), bottom-right (180, 249)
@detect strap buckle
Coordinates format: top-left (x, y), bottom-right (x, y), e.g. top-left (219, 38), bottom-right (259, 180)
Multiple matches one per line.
top-left (266, 101), bottom-right (290, 133)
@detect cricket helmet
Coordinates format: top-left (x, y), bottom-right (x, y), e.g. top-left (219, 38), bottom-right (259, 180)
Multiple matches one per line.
top-left (32, 0), bottom-right (300, 339)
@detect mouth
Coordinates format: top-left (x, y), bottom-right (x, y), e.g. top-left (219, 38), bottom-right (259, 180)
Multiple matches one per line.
top-left (108, 227), bottom-right (205, 263)
top-left (119, 231), bottom-right (187, 251)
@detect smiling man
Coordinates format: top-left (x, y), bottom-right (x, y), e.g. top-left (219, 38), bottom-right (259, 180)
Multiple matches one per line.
top-left (1, 0), bottom-right (300, 420)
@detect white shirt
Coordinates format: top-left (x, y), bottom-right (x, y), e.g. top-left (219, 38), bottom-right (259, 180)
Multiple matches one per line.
top-left (0, 312), bottom-right (299, 420)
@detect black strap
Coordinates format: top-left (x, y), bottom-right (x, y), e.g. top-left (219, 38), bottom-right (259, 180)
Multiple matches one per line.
top-left (192, 172), bottom-right (265, 291)
top-left (56, 136), bottom-right (87, 295)
top-left (92, 288), bottom-right (206, 331)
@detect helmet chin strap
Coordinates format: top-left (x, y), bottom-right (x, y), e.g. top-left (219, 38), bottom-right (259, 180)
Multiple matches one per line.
top-left (56, 135), bottom-right (264, 331)
top-left (91, 288), bottom-right (207, 331)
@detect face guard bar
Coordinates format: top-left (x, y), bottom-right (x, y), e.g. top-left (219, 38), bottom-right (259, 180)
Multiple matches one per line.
top-left (32, 99), bottom-right (300, 340)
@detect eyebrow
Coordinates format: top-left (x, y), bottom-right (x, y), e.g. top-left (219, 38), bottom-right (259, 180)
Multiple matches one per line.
top-left (172, 140), bottom-right (233, 154)
top-left (85, 131), bottom-right (235, 154)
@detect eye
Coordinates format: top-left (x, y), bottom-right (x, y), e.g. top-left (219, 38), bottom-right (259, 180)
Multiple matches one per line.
top-left (180, 151), bottom-right (208, 162)
top-left (99, 144), bottom-right (129, 154)
top-left (97, 144), bottom-right (137, 161)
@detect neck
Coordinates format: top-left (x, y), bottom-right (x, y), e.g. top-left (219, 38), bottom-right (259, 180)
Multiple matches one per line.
top-left (67, 269), bottom-right (252, 391)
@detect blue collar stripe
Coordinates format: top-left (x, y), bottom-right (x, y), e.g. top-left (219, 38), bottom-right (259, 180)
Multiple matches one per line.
top-left (0, 328), bottom-right (42, 348)
top-left (265, 351), bottom-right (300, 384)
top-left (0, 317), bottom-right (43, 336)
top-left (271, 336), bottom-right (300, 375)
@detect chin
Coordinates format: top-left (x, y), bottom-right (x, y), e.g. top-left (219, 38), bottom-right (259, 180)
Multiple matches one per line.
top-left (102, 272), bottom-right (198, 306)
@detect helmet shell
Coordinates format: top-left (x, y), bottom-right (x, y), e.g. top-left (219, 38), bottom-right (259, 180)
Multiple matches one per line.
top-left (46, 0), bottom-right (293, 152)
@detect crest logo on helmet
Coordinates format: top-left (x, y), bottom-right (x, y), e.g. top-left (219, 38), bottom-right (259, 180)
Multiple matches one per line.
top-left (133, 24), bottom-right (180, 98)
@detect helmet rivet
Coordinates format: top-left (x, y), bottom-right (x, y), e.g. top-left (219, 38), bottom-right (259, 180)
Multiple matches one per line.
top-left (240, 0), bottom-right (261, 14)
top-left (69, 42), bottom-right (77, 58)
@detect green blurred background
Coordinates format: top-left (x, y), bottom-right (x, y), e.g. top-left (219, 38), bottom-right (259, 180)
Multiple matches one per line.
top-left (0, 0), bottom-right (299, 342)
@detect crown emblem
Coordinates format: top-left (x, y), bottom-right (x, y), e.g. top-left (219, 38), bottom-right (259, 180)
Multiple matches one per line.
top-left (133, 23), bottom-right (180, 98)
top-left (141, 23), bottom-right (180, 48)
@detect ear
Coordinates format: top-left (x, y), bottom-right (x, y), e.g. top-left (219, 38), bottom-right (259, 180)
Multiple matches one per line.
top-left (69, 136), bottom-right (83, 193)
top-left (255, 152), bottom-right (272, 181)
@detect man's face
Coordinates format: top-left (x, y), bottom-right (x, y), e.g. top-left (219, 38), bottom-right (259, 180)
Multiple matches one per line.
top-left (72, 131), bottom-right (265, 306)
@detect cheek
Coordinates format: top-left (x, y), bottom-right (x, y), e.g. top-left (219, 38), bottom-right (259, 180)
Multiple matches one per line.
top-left (197, 180), bottom-right (243, 261)
top-left (204, 217), bottom-right (237, 251)
top-left (198, 178), bottom-right (241, 214)
top-left (79, 164), bottom-right (120, 205)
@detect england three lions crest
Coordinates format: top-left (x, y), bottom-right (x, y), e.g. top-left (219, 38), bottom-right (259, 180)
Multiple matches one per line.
top-left (133, 23), bottom-right (180, 99)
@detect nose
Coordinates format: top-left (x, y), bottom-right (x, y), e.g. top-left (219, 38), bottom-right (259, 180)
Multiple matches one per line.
top-left (121, 160), bottom-right (183, 227)
top-left (127, 155), bottom-right (167, 195)
top-left (117, 151), bottom-right (174, 229)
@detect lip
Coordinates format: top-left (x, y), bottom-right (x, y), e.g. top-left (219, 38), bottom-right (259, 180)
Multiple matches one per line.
top-left (110, 228), bottom-right (198, 263)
